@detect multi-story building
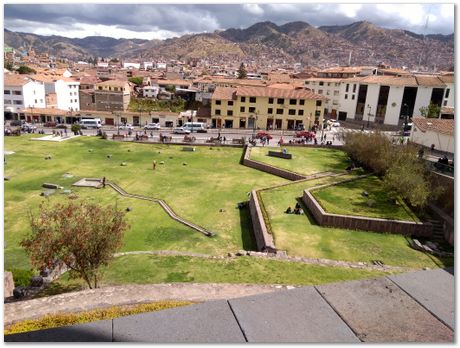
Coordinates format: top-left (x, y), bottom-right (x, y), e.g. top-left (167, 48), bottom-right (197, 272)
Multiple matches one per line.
top-left (4, 74), bottom-right (46, 119)
top-left (210, 86), bottom-right (327, 130)
top-left (305, 78), bottom-right (342, 118)
top-left (94, 80), bottom-right (131, 112)
top-left (336, 75), bottom-right (454, 126)
top-left (34, 75), bottom-right (80, 112)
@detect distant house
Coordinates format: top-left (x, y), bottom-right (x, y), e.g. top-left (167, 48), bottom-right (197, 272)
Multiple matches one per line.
top-left (94, 80), bottom-right (131, 111)
top-left (4, 74), bottom-right (46, 119)
top-left (410, 116), bottom-right (454, 154)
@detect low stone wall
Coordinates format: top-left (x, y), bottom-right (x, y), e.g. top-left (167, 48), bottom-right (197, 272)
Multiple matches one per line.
top-left (302, 183), bottom-right (432, 237)
top-left (243, 146), bottom-right (306, 181)
top-left (249, 190), bottom-right (276, 253)
top-left (268, 151), bottom-right (292, 159)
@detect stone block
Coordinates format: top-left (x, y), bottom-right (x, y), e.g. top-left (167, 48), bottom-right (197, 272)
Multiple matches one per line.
top-left (4, 271), bottom-right (14, 297)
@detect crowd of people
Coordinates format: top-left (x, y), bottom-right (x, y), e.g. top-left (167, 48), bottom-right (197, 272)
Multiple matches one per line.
top-left (285, 202), bottom-right (304, 215)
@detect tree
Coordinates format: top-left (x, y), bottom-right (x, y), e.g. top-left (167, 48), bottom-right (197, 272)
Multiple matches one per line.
top-left (4, 61), bottom-right (13, 71)
top-left (71, 124), bottom-right (81, 135)
top-left (164, 84), bottom-right (176, 93)
top-left (128, 76), bottom-right (143, 86)
top-left (419, 102), bottom-right (441, 118)
top-left (16, 65), bottom-right (36, 74)
top-left (21, 201), bottom-right (128, 289)
top-left (237, 63), bottom-right (247, 79)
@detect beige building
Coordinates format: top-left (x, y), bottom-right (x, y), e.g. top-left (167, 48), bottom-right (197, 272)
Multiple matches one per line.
top-left (211, 86), bottom-right (327, 130)
top-left (94, 80), bottom-right (131, 112)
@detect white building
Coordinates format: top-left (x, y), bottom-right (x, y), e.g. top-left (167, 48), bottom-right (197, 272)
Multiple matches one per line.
top-left (4, 74), bottom-right (46, 117)
top-left (410, 116), bottom-right (454, 154)
top-left (34, 75), bottom-right (80, 111)
top-left (305, 78), bottom-right (342, 118)
top-left (143, 85), bottom-right (160, 98)
top-left (123, 62), bottom-right (141, 69)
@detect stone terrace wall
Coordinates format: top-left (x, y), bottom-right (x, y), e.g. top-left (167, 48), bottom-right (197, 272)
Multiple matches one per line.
top-left (249, 190), bottom-right (276, 253)
top-left (302, 182), bottom-right (433, 237)
top-left (243, 145), bottom-right (306, 181)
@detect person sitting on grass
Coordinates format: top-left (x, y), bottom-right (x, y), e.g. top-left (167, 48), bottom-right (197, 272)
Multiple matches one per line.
top-left (295, 202), bottom-right (300, 209)
top-left (285, 206), bottom-right (292, 214)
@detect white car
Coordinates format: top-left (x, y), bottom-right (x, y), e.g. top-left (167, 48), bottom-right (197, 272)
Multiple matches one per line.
top-left (144, 123), bottom-right (161, 130)
top-left (331, 122), bottom-right (341, 127)
top-left (172, 127), bottom-right (191, 134)
top-left (118, 123), bottom-right (134, 130)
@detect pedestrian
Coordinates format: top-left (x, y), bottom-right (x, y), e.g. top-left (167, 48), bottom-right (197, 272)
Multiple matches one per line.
top-left (64, 129), bottom-right (67, 136)
top-left (223, 136), bottom-right (226, 143)
top-left (153, 160), bottom-right (157, 170)
top-left (102, 176), bottom-right (106, 188)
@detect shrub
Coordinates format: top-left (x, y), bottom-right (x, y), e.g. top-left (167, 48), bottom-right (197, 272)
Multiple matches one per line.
top-left (9, 268), bottom-right (35, 287)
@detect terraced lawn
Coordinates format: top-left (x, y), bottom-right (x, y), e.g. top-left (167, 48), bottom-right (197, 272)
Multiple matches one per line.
top-left (259, 176), bottom-right (453, 268)
top-left (312, 175), bottom-right (420, 222)
top-left (249, 146), bottom-right (351, 175)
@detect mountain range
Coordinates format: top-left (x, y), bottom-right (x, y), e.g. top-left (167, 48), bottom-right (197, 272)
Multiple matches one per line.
top-left (4, 20), bottom-right (455, 70)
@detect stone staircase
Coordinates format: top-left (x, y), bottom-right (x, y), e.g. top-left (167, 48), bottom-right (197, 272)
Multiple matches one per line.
top-left (106, 182), bottom-right (214, 237)
top-left (426, 218), bottom-right (445, 244)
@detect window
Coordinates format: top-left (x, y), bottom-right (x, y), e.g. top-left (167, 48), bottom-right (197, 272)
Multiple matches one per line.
top-left (315, 110), bottom-right (321, 117)
top-left (319, 81), bottom-right (324, 86)
top-left (249, 107), bottom-right (256, 113)
top-left (318, 90), bottom-right (323, 94)
top-left (215, 109), bottom-right (221, 115)
top-left (289, 99), bottom-right (296, 105)
top-left (33, 90), bottom-right (36, 95)
top-left (353, 84), bottom-right (357, 93)
top-left (299, 99), bottom-right (305, 105)
top-left (288, 109), bottom-right (296, 115)
top-left (40, 99), bottom-right (43, 103)
top-left (70, 92), bottom-right (73, 96)
top-left (4, 99), bottom-right (12, 104)
top-left (35, 99), bottom-right (37, 103)
top-left (445, 89), bottom-right (450, 98)
top-left (249, 97), bottom-right (256, 103)
top-left (114, 87), bottom-right (118, 92)
top-left (268, 108), bottom-right (273, 114)
top-left (352, 95), bottom-right (355, 100)
top-left (334, 90), bottom-right (339, 96)
top-left (298, 110), bottom-right (304, 116)
top-left (276, 109), bottom-right (283, 115)
top-left (228, 100), bottom-right (233, 106)
top-left (4, 90), bottom-right (11, 94)
top-left (240, 106), bottom-right (245, 112)
top-left (228, 110), bottom-right (233, 116)
top-left (345, 94), bottom-right (348, 99)
top-left (13, 100), bottom-right (23, 105)
top-left (216, 100), bottom-right (221, 105)
top-left (305, 82), bottom-right (310, 85)
top-left (277, 98), bottom-right (284, 104)
top-left (268, 98), bottom-right (274, 104)
top-left (13, 91), bottom-right (22, 95)
top-left (345, 84), bottom-right (349, 92)
top-left (241, 97), bottom-right (246, 102)
top-left (443, 100), bottom-right (448, 106)
top-left (316, 100), bottom-right (322, 107)
top-left (327, 82), bottom-right (331, 86)
top-left (335, 83), bottom-right (340, 87)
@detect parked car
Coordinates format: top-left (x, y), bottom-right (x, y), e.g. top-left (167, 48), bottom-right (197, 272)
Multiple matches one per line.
top-left (44, 121), bottom-right (57, 127)
top-left (118, 123), bottom-right (134, 130)
top-left (331, 122), bottom-right (341, 127)
top-left (55, 124), bottom-right (68, 129)
top-left (9, 120), bottom-right (23, 127)
top-left (255, 131), bottom-right (273, 140)
top-left (172, 127), bottom-right (191, 134)
top-left (294, 131), bottom-right (315, 138)
top-left (144, 123), bottom-right (161, 130)
top-left (21, 123), bottom-right (37, 131)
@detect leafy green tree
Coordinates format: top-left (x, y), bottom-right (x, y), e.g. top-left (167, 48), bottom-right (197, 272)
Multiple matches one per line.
top-left (419, 102), bottom-right (441, 118)
top-left (237, 63), bottom-right (247, 79)
top-left (4, 61), bottom-right (13, 71)
top-left (16, 65), bottom-right (36, 74)
top-left (71, 124), bottom-right (81, 135)
top-left (21, 201), bottom-right (128, 289)
top-left (128, 76), bottom-right (143, 86)
top-left (165, 84), bottom-right (176, 93)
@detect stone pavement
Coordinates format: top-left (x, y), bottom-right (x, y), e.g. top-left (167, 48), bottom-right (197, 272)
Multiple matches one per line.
top-left (5, 268), bottom-right (454, 343)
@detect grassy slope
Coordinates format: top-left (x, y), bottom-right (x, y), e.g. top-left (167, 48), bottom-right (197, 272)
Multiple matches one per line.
top-left (249, 146), bottom-right (350, 175)
top-left (312, 175), bottom-right (420, 222)
top-left (259, 178), bottom-right (452, 268)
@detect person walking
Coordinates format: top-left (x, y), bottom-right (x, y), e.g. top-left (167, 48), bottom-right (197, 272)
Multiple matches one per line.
top-left (102, 176), bottom-right (106, 188)
top-left (153, 160), bottom-right (157, 170)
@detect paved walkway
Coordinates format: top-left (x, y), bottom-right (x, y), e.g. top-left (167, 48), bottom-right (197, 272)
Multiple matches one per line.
top-left (5, 268), bottom-right (454, 342)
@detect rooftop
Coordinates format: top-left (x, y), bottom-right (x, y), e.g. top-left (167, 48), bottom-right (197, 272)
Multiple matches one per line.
top-left (412, 116), bottom-right (454, 136)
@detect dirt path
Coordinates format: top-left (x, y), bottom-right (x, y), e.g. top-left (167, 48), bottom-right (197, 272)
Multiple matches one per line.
top-left (4, 283), bottom-right (297, 325)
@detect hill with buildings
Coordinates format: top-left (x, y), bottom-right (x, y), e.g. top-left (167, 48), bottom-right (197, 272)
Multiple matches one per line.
top-left (4, 20), bottom-right (454, 70)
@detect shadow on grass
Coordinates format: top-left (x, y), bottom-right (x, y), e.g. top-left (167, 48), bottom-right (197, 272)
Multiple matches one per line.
top-left (239, 204), bottom-right (257, 251)
top-left (295, 197), bottom-right (319, 226)
top-left (33, 282), bottom-right (84, 299)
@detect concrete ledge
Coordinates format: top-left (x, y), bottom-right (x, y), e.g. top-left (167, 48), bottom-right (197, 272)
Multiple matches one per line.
top-left (249, 190), bottom-right (276, 253)
top-left (268, 150), bottom-right (292, 159)
top-left (302, 176), bottom-right (432, 237)
top-left (243, 146), bottom-right (306, 181)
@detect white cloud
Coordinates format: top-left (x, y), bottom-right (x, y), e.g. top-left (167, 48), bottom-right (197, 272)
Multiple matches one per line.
top-left (337, 4), bottom-right (362, 19)
top-left (243, 4), bottom-right (264, 16)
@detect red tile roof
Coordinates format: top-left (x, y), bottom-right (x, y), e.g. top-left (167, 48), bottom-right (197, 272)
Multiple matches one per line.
top-left (412, 116), bottom-right (454, 136)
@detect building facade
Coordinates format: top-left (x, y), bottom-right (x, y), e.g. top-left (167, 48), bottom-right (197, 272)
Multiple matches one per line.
top-left (94, 80), bottom-right (131, 112)
top-left (4, 74), bottom-right (46, 119)
top-left (210, 86), bottom-right (326, 130)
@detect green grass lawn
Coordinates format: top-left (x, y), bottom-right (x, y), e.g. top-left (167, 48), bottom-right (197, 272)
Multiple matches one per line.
top-left (259, 177), bottom-right (453, 268)
top-left (49, 254), bottom-right (389, 290)
top-left (4, 135), bottom-right (286, 273)
top-left (249, 146), bottom-right (351, 176)
top-left (312, 175), bottom-right (420, 222)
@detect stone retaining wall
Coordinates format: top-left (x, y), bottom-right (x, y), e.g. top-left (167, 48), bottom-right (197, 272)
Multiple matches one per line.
top-left (242, 146), bottom-right (306, 181)
top-left (302, 179), bottom-right (432, 237)
top-left (249, 190), bottom-right (276, 253)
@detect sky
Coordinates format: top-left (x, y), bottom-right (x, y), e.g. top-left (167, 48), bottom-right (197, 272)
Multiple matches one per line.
top-left (3, 3), bottom-right (455, 40)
